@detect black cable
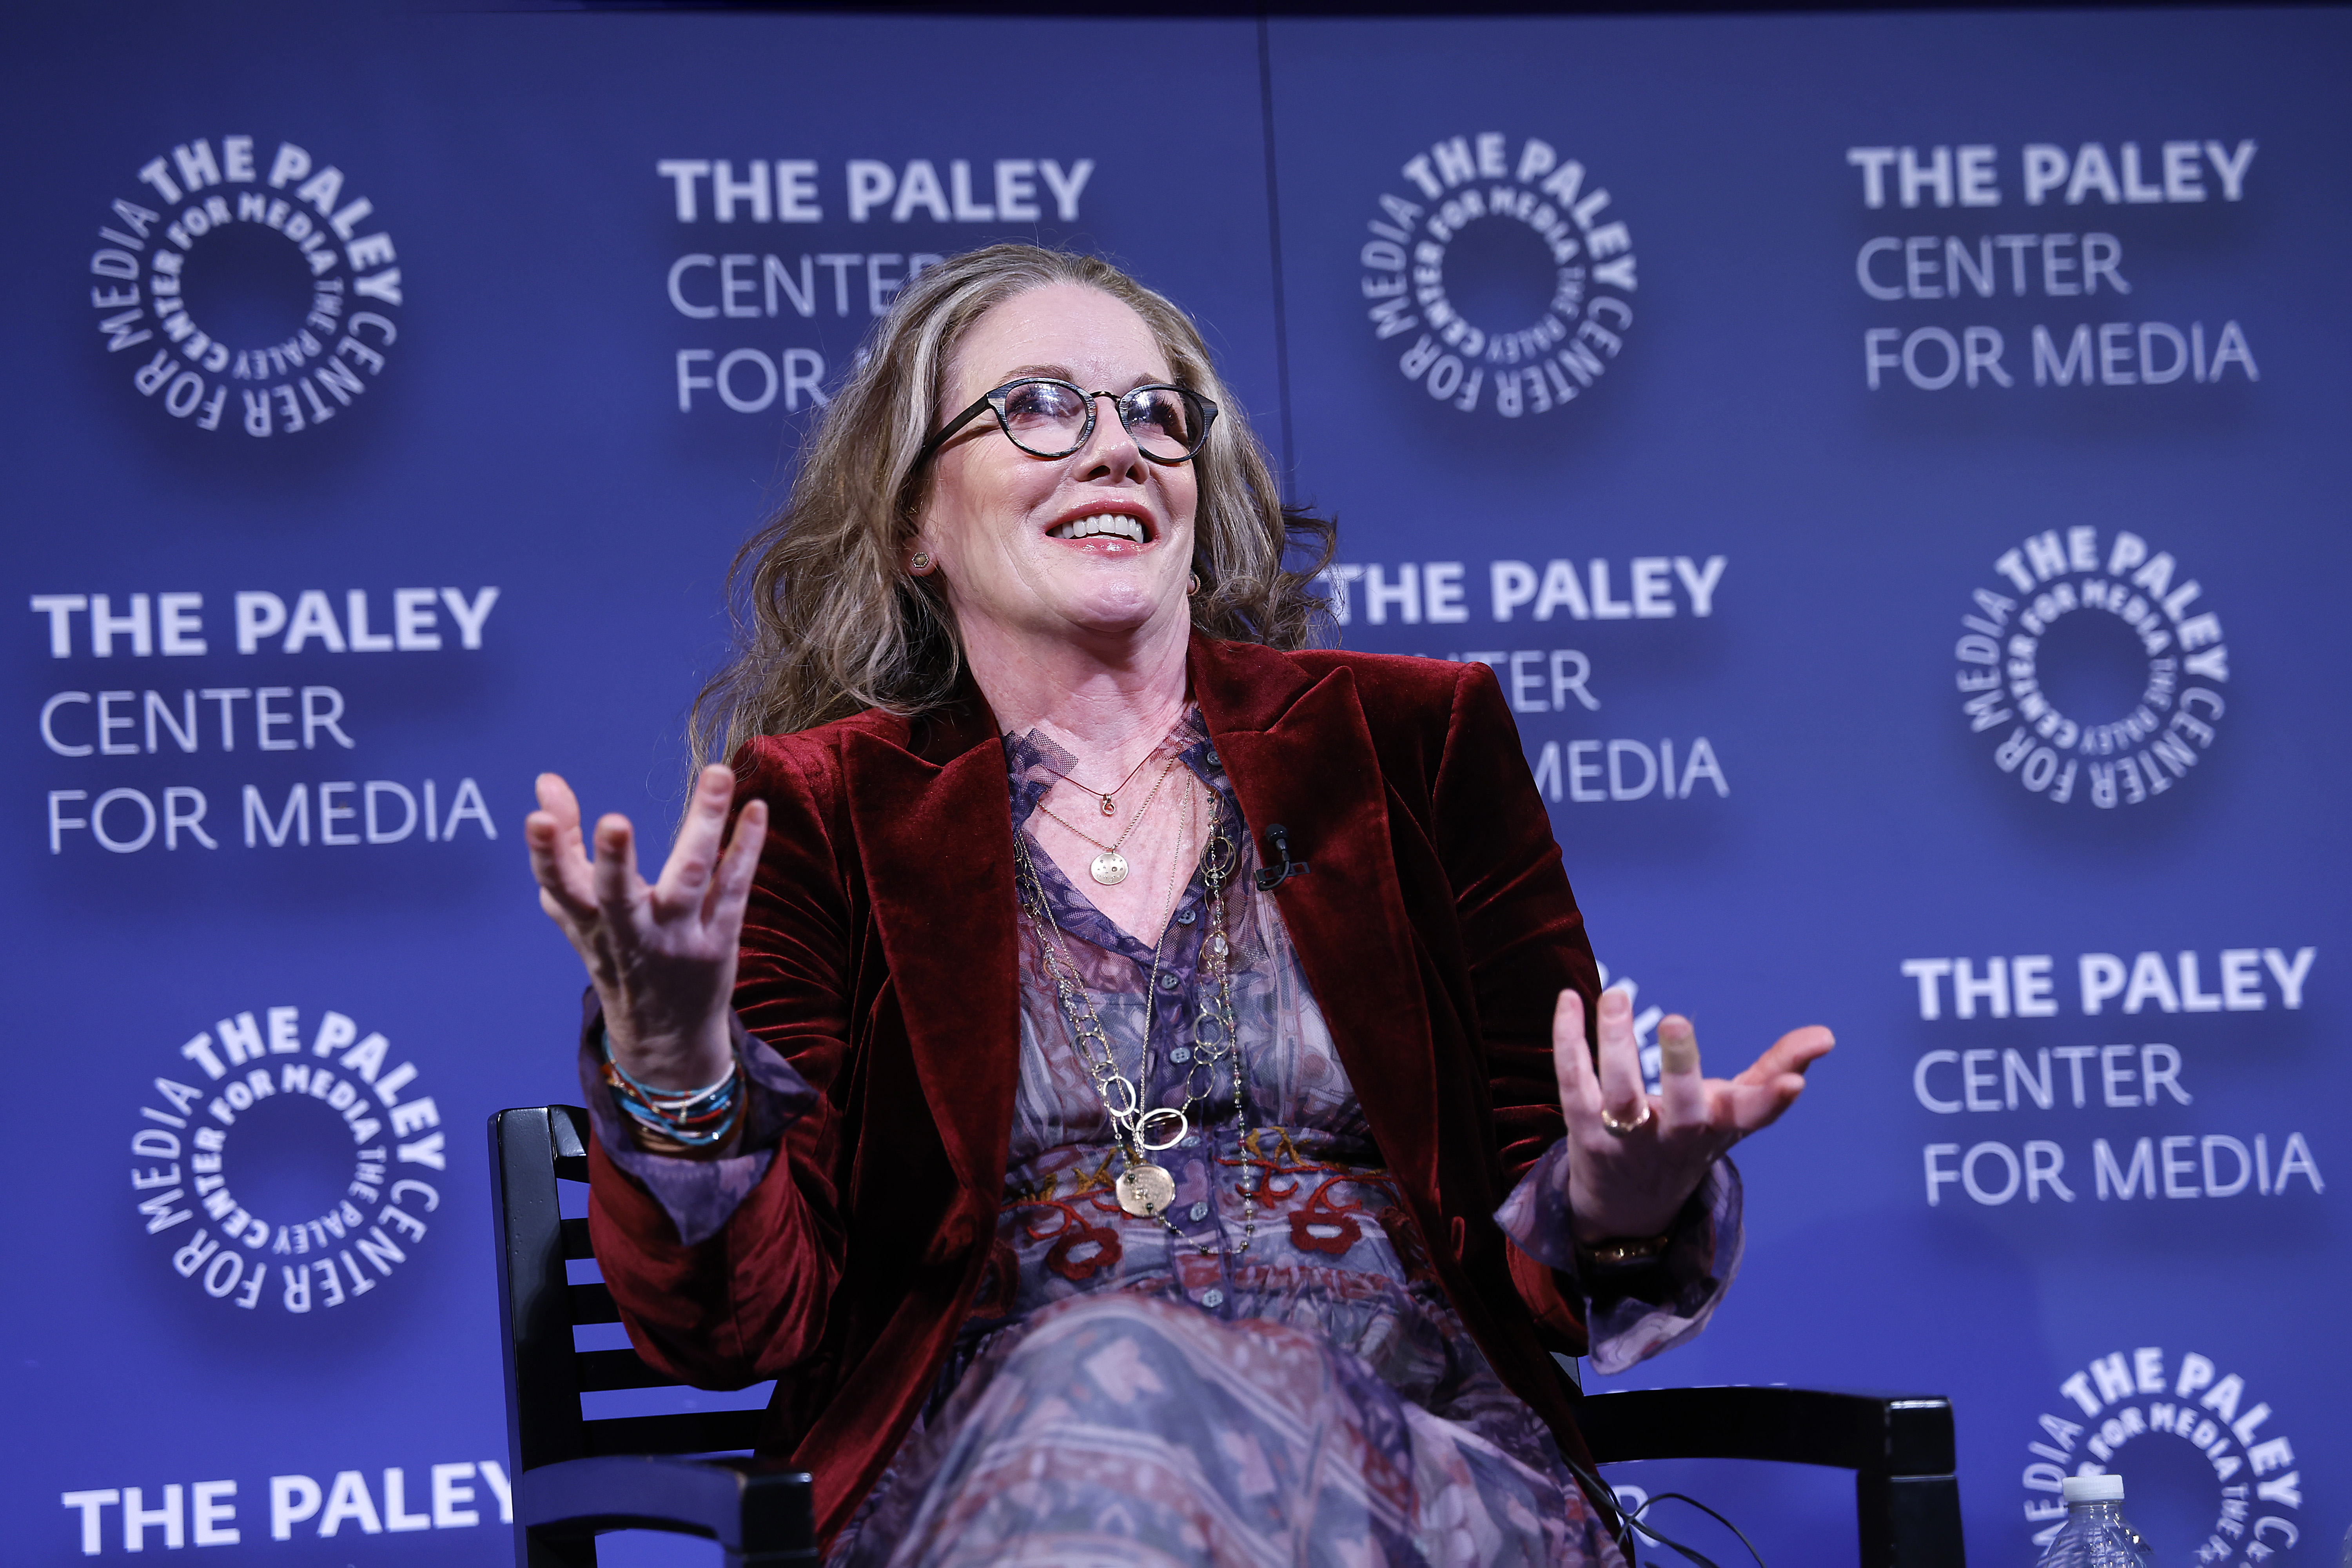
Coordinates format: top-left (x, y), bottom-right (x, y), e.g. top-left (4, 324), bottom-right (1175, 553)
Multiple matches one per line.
top-left (1626, 1516), bottom-right (1724, 1568)
top-left (1633, 1490), bottom-right (1769, 1568)
top-left (1558, 1453), bottom-right (1639, 1558)
top-left (1559, 1453), bottom-right (1768, 1568)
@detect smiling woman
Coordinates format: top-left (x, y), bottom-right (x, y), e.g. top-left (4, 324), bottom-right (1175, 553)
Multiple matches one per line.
top-left (523, 243), bottom-right (1830, 1567)
top-left (685, 247), bottom-right (1332, 759)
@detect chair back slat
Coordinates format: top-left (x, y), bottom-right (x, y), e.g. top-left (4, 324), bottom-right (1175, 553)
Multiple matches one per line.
top-left (1579, 1386), bottom-right (1955, 1475)
top-left (570, 1282), bottom-right (622, 1325)
top-left (576, 1347), bottom-right (686, 1393)
top-left (549, 1104), bottom-right (589, 1180)
top-left (581, 1409), bottom-right (766, 1459)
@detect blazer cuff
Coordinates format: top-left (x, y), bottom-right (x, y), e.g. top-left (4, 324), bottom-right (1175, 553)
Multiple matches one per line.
top-left (1492, 1142), bottom-right (1746, 1375)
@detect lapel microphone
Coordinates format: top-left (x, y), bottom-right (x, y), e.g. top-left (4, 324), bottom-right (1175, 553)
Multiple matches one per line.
top-left (1254, 824), bottom-right (1310, 890)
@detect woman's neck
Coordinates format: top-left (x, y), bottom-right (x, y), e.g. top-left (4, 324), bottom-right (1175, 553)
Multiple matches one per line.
top-left (962, 612), bottom-right (1192, 777)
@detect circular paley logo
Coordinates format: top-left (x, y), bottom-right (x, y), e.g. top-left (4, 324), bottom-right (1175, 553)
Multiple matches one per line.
top-left (87, 135), bottom-right (401, 437)
top-left (1954, 526), bottom-right (2228, 809)
top-left (1356, 132), bottom-right (1636, 419)
top-left (2020, 1347), bottom-right (2301, 1564)
top-left (127, 1005), bottom-right (442, 1313)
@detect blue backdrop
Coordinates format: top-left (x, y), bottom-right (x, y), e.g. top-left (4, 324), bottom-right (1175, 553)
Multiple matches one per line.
top-left (5, 4), bottom-right (2344, 1562)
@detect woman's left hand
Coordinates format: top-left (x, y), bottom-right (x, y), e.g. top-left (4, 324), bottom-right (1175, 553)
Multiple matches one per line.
top-left (1552, 987), bottom-right (1834, 1244)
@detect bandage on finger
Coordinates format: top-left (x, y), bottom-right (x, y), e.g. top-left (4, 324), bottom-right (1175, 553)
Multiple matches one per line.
top-left (1659, 1017), bottom-right (1701, 1076)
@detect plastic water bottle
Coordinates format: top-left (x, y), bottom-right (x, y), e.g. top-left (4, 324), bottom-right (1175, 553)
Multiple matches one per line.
top-left (2035, 1475), bottom-right (2150, 1567)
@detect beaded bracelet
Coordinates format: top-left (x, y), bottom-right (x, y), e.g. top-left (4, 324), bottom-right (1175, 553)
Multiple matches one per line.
top-left (600, 1030), bottom-right (743, 1149)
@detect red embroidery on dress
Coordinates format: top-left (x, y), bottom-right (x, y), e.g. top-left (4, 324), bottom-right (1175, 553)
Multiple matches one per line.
top-left (1016, 1195), bottom-right (1126, 1282)
top-left (1045, 1220), bottom-right (1122, 1280)
top-left (1290, 1191), bottom-right (1365, 1255)
top-left (1290, 1208), bottom-right (1363, 1254)
top-left (1237, 1125), bottom-right (1397, 1258)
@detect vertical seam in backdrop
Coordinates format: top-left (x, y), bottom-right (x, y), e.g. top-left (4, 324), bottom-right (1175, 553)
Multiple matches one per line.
top-left (1255, 15), bottom-right (1298, 499)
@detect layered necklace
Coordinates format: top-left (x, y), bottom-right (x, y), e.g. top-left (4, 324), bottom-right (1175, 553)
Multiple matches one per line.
top-left (1033, 754), bottom-right (1181, 886)
top-left (1014, 772), bottom-right (1258, 1255)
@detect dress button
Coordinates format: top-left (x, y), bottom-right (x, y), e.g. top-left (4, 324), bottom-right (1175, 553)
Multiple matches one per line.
top-left (1171, 1047), bottom-right (1190, 1063)
top-left (1157, 973), bottom-right (1179, 991)
top-left (1176, 907), bottom-right (1197, 926)
top-left (1205, 748), bottom-right (1221, 768)
top-left (1201, 1288), bottom-right (1225, 1309)
top-left (1182, 1135), bottom-right (1201, 1149)
top-left (1189, 1201), bottom-right (1209, 1221)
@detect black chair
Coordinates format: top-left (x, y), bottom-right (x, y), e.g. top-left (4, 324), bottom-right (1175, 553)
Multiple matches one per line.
top-left (1580, 1385), bottom-right (1964, 1566)
top-left (493, 1105), bottom-right (1961, 1566)
top-left (490, 1105), bottom-right (814, 1566)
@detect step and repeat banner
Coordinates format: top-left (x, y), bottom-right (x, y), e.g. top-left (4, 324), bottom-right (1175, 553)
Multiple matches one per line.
top-left (5, 4), bottom-right (2343, 1563)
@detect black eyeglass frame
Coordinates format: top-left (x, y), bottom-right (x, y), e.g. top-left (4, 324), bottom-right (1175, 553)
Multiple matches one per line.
top-left (911, 377), bottom-right (1220, 469)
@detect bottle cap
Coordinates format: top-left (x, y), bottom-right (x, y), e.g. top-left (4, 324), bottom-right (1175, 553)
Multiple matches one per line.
top-left (2062, 1474), bottom-right (2125, 1503)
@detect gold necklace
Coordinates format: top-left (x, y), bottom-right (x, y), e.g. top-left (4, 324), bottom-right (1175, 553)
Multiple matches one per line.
top-left (1038, 744), bottom-right (1163, 817)
top-left (1016, 828), bottom-right (1175, 1216)
top-left (1034, 755), bottom-right (1180, 885)
top-left (1014, 780), bottom-right (1254, 1246)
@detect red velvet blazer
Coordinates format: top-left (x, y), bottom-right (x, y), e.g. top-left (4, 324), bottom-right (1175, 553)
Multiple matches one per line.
top-left (587, 635), bottom-right (1605, 1546)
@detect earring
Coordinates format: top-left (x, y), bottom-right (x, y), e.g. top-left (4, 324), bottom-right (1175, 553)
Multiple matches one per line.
top-left (1187, 573), bottom-right (1202, 597)
top-left (909, 552), bottom-right (933, 575)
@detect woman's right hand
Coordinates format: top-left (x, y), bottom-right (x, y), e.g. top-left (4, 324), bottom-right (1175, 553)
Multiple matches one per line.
top-left (525, 764), bottom-right (769, 1091)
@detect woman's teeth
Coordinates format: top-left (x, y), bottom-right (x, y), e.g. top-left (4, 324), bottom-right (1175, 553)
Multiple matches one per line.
top-left (1049, 514), bottom-right (1147, 544)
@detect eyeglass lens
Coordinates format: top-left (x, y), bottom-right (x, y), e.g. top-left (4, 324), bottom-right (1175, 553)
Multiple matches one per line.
top-left (996, 380), bottom-right (1208, 460)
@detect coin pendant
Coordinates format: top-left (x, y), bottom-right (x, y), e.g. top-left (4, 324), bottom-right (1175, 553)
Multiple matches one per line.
top-left (1091, 850), bottom-right (1129, 885)
top-left (1115, 1163), bottom-right (1175, 1217)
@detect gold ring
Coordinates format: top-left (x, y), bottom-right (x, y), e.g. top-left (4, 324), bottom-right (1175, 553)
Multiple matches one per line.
top-left (1598, 1099), bottom-right (1654, 1138)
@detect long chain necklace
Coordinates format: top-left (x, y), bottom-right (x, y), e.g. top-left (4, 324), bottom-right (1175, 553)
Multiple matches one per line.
top-left (1015, 826), bottom-right (1176, 1214)
top-left (1033, 753), bottom-right (1180, 885)
top-left (1014, 781), bottom-right (1257, 1256)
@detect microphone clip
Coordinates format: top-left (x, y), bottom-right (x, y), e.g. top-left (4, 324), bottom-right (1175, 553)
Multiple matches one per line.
top-left (1253, 824), bottom-right (1310, 891)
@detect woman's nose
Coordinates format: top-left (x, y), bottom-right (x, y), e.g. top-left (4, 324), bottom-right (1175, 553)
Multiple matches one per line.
top-left (1073, 392), bottom-right (1147, 480)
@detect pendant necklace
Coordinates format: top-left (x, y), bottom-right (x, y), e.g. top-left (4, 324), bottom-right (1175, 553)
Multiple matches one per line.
top-left (1015, 779), bottom-right (1258, 1256)
top-left (1117, 781), bottom-right (1191, 1218)
top-left (1038, 742), bottom-right (1165, 818)
top-left (1034, 753), bottom-right (1180, 885)
top-left (1016, 782), bottom-right (1188, 1216)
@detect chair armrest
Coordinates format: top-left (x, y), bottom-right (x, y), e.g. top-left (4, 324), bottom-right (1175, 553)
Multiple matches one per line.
top-left (1578, 1386), bottom-right (1956, 1476)
top-left (520, 1455), bottom-right (815, 1561)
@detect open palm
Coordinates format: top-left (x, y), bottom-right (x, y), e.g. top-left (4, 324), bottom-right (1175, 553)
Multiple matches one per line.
top-left (524, 764), bottom-right (768, 1091)
top-left (1552, 987), bottom-right (1833, 1243)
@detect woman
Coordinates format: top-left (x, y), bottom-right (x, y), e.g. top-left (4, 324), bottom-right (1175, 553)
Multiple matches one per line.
top-left (526, 244), bottom-right (1831, 1566)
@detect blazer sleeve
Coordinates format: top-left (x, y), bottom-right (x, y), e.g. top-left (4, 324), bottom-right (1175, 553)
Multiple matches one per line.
top-left (1425, 659), bottom-right (1602, 1350)
top-left (584, 737), bottom-right (854, 1390)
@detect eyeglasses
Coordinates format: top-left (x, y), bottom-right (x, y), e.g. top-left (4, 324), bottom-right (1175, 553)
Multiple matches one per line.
top-left (913, 377), bottom-right (1218, 468)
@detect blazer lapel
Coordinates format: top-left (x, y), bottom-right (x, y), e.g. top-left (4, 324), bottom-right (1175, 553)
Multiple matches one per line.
top-left (1193, 640), bottom-right (1442, 1202)
top-left (839, 699), bottom-right (1022, 1205)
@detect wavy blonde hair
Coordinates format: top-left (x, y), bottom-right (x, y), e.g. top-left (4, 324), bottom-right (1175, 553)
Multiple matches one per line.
top-left (689, 244), bottom-right (1334, 769)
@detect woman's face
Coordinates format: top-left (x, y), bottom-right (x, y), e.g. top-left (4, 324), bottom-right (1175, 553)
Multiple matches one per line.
top-left (913, 282), bottom-right (1200, 657)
